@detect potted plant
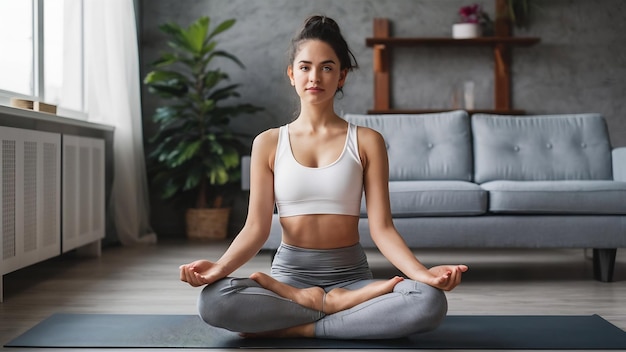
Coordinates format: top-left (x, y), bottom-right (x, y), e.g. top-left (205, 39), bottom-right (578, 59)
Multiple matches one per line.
top-left (453, 3), bottom-right (492, 39)
top-left (144, 16), bottom-right (262, 240)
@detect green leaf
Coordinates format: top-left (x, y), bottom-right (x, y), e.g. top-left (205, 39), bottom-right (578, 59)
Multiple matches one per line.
top-left (144, 70), bottom-right (186, 84)
top-left (151, 53), bottom-right (179, 68)
top-left (183, 165), bottom-right (203, 191)
top-left (160, 22), bottom-right (197, 54)
top-left (207, 19), bottom-right (235, 42)
top-left (173, 140), bottom-right (202, 166)
top-left (144, 70), bottom-right (189, 98)
top-left (209, 167), bottom-right (229, 185)
top-left (148, 142), bottom-right (165, 160)
top-left (149, 135), bottom-right (177, 158)
top-left (203, 71), bottom-right (227, 89)
top-left (199, 99), bottom-right (216, 114)
top-left (148, 86), bottom-right (185, 99)
top-left (159, 22), bottom-right (184, 37)
top-left (221, 147), bottom-right (240, 169)
top-left (153, 106), bottom-right (178, 124)
top-left (209, 138), bottom-right (224, 155)
top-left (162, 148), bottom-right (180, 164)
top-left (200, 41), bottom-right (218, 57)
top-left (185, 16), bottom-right (209, 54)
top-left (209, 83), bottom-right (241, 101)
top-left (161, 178), bottom-right (181, 199)
top-left (166, 36), bottom-right (194, 54)
top-left (209, 50), bottom-right (245, 69)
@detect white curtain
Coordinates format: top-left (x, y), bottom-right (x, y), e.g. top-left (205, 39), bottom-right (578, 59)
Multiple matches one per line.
top-left (84, 0), bottom-right (157, 245)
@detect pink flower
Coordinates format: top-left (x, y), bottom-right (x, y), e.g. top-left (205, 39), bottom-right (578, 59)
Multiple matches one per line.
top-left (459, 3), bottom-right (482, 23)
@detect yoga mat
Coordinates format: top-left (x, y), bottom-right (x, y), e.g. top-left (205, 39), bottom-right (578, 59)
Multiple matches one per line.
top-left (6, 313), bottom-right (626, 349)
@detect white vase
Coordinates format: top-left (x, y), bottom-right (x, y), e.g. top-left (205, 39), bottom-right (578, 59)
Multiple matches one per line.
top-left (452, 23), bottom-right (481, 39)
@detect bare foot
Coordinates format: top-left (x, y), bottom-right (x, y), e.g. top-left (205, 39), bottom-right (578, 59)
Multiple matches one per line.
top-left (249, 272), bottom-right (325, 311)
top-left (249, 272), bottom-right (404, 314)
top-left (240, 323), bottom-right (315, 339)
top-left (323, 276), bottom-right (404, 313)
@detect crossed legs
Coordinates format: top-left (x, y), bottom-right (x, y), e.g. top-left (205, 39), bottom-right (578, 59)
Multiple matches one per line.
top-left (199, 275), bottom-right (447, 339)
top-left (199, 243), bottom-right (446, 338)
top-left (250, 272), bottom-right (403, 314)
top-left (241, 272), bottom-right (404, 337)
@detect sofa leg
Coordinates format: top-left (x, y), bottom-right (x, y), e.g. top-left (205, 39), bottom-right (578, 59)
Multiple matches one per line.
top-left (592, 248), bottom-right (617, 282)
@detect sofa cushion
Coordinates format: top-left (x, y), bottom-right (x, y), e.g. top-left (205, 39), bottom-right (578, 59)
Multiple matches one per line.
top-left (345, 111), bottom-right (472, 181)
top-left (360, 180), bottom-right (487, 217)
top-left (482, 180), bottom-right (626, 214)
top-left (472, 114), bottom-right (612, 184)
top-left (613, 147), bottom-right (626, 182)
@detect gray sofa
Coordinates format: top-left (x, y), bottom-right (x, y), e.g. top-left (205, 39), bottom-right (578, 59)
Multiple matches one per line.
top-left (262, 111), bottom-right (626, 282)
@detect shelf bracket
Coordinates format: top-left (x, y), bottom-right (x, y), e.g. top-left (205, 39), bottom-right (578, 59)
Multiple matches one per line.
top-left (373, 44), bottom-right (386, 73)
top-left (494, 43), bottom-right (511, 111)
top-left (494, 0), bottom-right (512, 111)
top-left (373, 18), bottom-right (390, 111)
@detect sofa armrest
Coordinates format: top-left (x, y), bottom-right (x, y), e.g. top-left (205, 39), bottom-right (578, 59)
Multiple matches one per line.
top-left (612, 147), bottom-right (626, 181)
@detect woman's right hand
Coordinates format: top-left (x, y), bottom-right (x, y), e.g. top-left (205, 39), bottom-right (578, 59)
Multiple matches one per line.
top-left (179, 260), bottom-right (226, 287)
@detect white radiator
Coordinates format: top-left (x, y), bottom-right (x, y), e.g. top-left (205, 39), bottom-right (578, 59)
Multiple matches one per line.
top-left (0, 127), bottom-right (61, 276)
top-left (62, 135), bottom-right (105, 252)
top-left (0, 128), bottom-right (105, 302)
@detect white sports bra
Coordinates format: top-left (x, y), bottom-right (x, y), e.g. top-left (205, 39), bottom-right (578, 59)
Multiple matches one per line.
top-left (274, 123), bottom-right (363, 217)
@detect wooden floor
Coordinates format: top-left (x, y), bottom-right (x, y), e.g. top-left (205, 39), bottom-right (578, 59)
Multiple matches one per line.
top-left (1, 240), bottom-right (625, 352)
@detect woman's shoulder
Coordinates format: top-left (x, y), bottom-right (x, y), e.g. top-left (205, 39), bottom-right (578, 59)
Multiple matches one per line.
top-left (354, 125), bottom-right (385, 146)
top-left (354, 125), bottom-right (387, 167)
top-left (249, 127), bottom-right (282, 170)
top-left (253, 126), bottom-right (280, 145)
top-left (251, 127), bottom-right (281, 158)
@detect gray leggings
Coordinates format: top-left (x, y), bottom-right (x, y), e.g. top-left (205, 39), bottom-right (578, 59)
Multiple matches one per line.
top-left (198, 242), bottom-right (448, 339)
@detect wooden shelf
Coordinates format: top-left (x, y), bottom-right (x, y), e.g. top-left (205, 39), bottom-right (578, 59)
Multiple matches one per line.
top-left (366, 37), bottom-right (540, 47)
top-left (368, 13), bottom-right (541, 114)
top-left (367, 109), bottom-right (527, 115)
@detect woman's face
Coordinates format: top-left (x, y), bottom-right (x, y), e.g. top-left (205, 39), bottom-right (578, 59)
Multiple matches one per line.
top-left (288, 40), bottom-right (347, 106)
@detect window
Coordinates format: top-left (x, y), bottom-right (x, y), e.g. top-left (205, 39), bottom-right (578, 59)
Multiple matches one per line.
top-left (0, 1), bottom-right (33, 96)
top-left (0, 0), bottom-right (86, 118)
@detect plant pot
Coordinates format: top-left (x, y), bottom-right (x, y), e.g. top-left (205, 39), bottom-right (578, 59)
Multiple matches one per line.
top-left (452, 23), bottom-right (481, 39)
top-left (185, 208), bottom-right (231, 240)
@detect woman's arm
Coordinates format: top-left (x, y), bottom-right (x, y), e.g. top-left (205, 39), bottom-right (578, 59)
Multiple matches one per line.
top-left (359, 128), bottom-right (467, 291)
top-left (180, 129), bottom-right (278, 287)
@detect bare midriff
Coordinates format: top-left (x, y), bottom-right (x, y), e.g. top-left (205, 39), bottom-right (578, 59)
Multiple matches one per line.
top-left (279, 214), bottom-right (360, 249)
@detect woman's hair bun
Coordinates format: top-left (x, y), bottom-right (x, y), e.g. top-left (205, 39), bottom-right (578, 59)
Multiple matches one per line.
top-left (303, 15), bottom-right (341, 34)
top-left (290, 15), bottom-right (358, 74)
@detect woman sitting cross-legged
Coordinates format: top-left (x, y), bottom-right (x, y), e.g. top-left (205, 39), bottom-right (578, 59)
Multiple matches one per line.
top-left (179, 15), bottom-right (468, 339)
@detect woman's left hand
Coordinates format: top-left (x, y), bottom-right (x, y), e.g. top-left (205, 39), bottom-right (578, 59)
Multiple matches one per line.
top-left (425, 265), bottom-right (469, 291)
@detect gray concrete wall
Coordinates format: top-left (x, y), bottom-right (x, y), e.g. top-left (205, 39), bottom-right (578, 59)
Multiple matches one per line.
top-left (140, 0), bottom-right (626, 238)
